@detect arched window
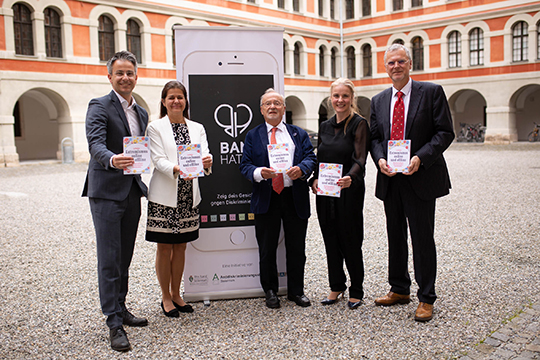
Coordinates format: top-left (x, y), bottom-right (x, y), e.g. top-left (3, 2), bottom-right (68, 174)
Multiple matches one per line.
top-left (44, 8), bottom-right (62, 58)
top-left (538, 21), bottom-right (540, 59)
top-left (362, 0), bottom-right (371, 16)
top-left (393, 39), bottom-right (404, 45)
top-left (393, 0), bottom-right (403, 11)
top-left (331, 48), bottom-right (337, 78)
top-left (362, 44), bottom-right (372, 77)
top-left (411, 0), bottom-right (422, 7)
top-left (347, 47), bottom-right (356, 79)
top-left (412, 37), bottom-right (424, 71)
top-left (318, 0), bottom-right (323, 16)
top-left (98, 15), bottom-right (115, 61)
top-left (448, 31), bottom-right (461, 68)
top-left (13, 3), bottom-right (34, 55)
top-left (512, 21), bottom-right (528, 62)
top-left (319, 47), bottom-right (325, 76)
top-left (293, 0), bottom-right (299, 12)
top-left (294, 42), bottom-right (301, 75)
top-left (278, 0), bottom-right (284, 9)
top-left (330, 0), bottom-right (335, 19)
top-left (345, 0), bottom-right (354, 19)
top-left (126, 19), bottom-right (141, 63)
top-left (469, 28), bottom-right (484, 66)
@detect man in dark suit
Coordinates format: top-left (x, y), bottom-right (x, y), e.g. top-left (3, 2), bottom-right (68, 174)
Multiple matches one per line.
top-left (240, 89), bottom-right (316, 309)
top-left (82, 51), bottom-right (149, 351)
top-left (370, 44), bottom-right (454, 322)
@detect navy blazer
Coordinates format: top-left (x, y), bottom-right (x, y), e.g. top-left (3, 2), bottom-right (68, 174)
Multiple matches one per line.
top-left (82, 90), bottom-right (149, 201)
top-left (240, 123), bottom-right (316, 220)
top-left (370, 80), bottom-right (455, 201)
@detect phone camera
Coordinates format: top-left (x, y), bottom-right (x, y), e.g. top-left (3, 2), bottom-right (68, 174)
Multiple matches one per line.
top-left (234, 55), bottom-right (237, 59)
top-left (218, 61), bottom-right (223, 66)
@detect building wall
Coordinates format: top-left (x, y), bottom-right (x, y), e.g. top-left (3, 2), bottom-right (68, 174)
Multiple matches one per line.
top-left (0, 0), bottom-right (539, 165)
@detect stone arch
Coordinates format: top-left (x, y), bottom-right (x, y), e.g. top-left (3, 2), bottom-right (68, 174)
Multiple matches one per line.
top-left (510, 84), bottom-right (540, 141)
top-left (13, 87), bottom-right (71, 161)
top-left (284, 95), bottom-right (307, 127)
top-left (448, 89), bottom-right (487, 139)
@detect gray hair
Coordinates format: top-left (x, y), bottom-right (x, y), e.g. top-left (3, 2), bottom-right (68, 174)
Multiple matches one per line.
top-left (106, 50), bottom-right (138, 75)
top-left (384, 44), bottom-right (412, 64)
top-left (260, 88), bottom-right (285, 106)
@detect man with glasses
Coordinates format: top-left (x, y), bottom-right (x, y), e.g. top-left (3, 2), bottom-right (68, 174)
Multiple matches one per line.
top-left (83, 51), bottom-right (148, 351)
top-left (240, 88), bottom-right (316, 309)
top-left (370, 44), bottom-right (454, 322)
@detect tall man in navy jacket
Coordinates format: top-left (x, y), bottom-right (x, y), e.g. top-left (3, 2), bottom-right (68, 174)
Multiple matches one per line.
top-left (370, 44), bottom-right (454, 322)
top-left (82, 51), bottom-right (148, 351)
top-left (240, 89), bottom-right (316, 309)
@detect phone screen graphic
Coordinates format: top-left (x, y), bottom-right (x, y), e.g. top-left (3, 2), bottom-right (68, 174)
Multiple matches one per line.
top-left (188, 74), bottom-right (274, 229)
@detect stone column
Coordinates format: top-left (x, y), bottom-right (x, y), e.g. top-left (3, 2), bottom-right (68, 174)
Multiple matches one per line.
top-left (484, 106), bottom-right (517, 144)
top-left (0, 115), bottom-right (20, 166)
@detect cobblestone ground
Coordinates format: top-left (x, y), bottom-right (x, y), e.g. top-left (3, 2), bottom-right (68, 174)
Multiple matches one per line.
top-left (0, 142), bottom-right (539, 359)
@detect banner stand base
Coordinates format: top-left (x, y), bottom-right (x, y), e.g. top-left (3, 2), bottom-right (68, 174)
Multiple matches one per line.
top-left (184, 287), bottom-right (287, 303)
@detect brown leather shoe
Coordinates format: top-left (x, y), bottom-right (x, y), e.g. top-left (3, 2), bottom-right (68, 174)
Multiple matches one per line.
top-left (415, 302), bottom-right (434, 322)
top-left (374, 291), bottom-right (411, 306)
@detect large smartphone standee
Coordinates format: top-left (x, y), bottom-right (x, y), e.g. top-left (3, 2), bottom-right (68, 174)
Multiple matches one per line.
top-left (175, 27), bottom-right (286, 302)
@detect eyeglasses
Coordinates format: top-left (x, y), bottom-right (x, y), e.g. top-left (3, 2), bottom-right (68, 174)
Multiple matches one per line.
top-left (262, 101), bottom-right (283, 108)
top-left (386, 59), bottom-right (409, 67)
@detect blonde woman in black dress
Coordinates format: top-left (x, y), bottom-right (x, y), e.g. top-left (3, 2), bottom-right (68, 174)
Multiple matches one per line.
top-left (146, 81), bottom-right (212, 317)
top-left (310, 78), bottom-right (370, 309)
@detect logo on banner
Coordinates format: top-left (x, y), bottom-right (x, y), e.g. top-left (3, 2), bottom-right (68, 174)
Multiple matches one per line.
top-left (214, 104), bottom-right (253, 138)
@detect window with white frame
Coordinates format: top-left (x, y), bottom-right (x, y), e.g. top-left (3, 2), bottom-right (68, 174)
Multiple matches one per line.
top-left (13, 3), bottom-right (34, 56)
top-left (412, 37), bottom-right (423, 71)
top-left (126, 19), bottom-right (142, 63)
top-left (44, 8), bottom-right (62, 58)
top-left (98, 15), bottom-right (115, 61)
top-left (347, 47), bottom-right (355, 78)
top-left (448, 31), bottom-right (461, 68)
top-left (362, 44), bottom-right (372, 76)
top-left (512, 21), bottom-right (528, 62)
top-left (469, 28), bottom-right (484, 66)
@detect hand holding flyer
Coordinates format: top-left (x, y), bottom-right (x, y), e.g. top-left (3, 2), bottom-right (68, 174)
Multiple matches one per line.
top-left (317, 163), bottom-right (343, 197)
top-left (123, 136), bottom-right (151, 175)
top-left (267, 143), bottom-right (292, 173)
top-left (387, 140), bottom-right (411, 173)
top-left (178, 144), bottom-right (204, 178)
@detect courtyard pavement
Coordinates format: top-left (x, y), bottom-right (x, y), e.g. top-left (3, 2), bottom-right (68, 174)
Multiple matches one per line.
top-left (0, 143), bottom-right (539, 359)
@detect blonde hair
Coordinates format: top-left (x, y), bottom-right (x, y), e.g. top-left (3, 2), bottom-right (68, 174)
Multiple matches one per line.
top-left (329, 78), bottom-right (359, 134)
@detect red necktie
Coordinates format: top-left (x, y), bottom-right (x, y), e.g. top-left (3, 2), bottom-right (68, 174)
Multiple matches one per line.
top-left (270, 127), bottom-right (284, 194)
top-left (391, 91), bottom-right (405, 140)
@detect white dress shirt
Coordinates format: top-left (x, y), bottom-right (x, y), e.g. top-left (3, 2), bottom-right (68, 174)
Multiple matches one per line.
top-left (253, 121), bottom-right (296, 187)
top-left (113, 90), bottom-right (141, 136)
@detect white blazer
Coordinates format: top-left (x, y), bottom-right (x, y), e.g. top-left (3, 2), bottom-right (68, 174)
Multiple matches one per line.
top-left (146, 116), bottom-right (212, 208)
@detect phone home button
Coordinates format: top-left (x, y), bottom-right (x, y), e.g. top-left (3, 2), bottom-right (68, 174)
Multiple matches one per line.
top-left (230, 230), bottom-right (246, 245)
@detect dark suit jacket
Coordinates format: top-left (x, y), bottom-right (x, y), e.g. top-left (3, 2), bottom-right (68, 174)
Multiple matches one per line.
top-left (240, 123), bottom-right (316, 220)
top-left (82, 90), bottom-right (149, 201)
top-left (370, 80), bottom-right (455, 201)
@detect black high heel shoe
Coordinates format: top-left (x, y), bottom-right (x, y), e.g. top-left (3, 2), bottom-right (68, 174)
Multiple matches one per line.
top-left (173, 300), bottom-right (194, 313)
top-left (321, 291), bottom-right (344, 305)
top-left (161, 302), bottom-right (179, 318)
top-left (347, 299), bottom-right (363, 309)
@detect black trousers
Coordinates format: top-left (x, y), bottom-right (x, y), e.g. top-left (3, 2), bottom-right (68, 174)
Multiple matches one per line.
top-left (254, 187), bottom-right (308, 297)
top-left (383, 175), bottom-right (437, 304)
top-left (316, 182), bottom-right (365, 299)
top-left (89, 183), bottom-right (142, 329)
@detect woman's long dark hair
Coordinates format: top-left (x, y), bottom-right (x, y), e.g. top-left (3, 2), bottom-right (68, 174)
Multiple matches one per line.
top-left (160, 80), bottom-right (190, 119)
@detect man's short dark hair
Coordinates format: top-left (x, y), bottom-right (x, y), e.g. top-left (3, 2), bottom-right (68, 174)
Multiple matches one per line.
top-left (107, 51), bottom-right (138, 75)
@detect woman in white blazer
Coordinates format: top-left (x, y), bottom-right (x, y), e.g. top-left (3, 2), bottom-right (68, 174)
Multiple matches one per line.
top-left (145, 81), bottom-right (212, 318)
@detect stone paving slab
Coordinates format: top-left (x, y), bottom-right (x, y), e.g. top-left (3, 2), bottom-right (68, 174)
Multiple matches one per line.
top-left (461, 304), bottom-right (540, 359)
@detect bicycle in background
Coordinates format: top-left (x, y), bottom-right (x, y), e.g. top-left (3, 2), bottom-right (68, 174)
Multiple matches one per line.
top-left (528, 122), bottom-right (539, 142)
